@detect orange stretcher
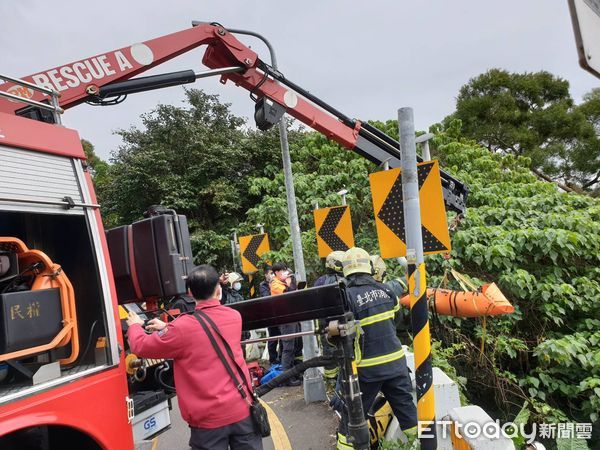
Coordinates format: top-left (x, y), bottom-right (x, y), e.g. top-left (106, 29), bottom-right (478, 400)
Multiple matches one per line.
top-left (400, 269), bottom-right (514, 317)
top-left (0, 237), bottom-right (79, 365)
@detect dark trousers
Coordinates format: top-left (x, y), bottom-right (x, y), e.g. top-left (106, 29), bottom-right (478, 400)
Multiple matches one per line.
top-left (267, 326), bottom-right (281, 364)
top-left (279, 322), bottom-right (300, 371)
top-left (339, 374), bottom-right (417, 435)
top-left (189, 416), bottom-right (263, 450)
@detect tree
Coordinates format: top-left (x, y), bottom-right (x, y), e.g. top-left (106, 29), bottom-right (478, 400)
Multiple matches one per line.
top-left (81, 138), bottom-right (111, 204)
top-left (243, 118), bottom-right (600, 426)
top-left (102, 89), bottom-right (294, 268)
top-left (447, 69), bottom-right (600, 192)
top-left (575, 88), bottom-right (600, 190)
top-left (426, 121), bottom-right (600, 425)
top-left (240, 122), bottom-right (404, 283)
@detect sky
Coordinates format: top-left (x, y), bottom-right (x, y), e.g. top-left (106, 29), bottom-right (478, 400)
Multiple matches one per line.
top-left (1, 0), bottom-right (598, 159)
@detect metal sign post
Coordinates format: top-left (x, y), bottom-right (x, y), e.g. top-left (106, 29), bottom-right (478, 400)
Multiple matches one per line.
top-left (231, 231), bottom-right (239, 273)
top-left (415, 133), bottom-right (435, 161)
top-left (227, 27), bottom-right (326, 403)
top-left (398, 107), bottom-right (437, 448)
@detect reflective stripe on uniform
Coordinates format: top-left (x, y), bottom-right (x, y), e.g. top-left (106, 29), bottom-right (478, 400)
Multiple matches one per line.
top-left (337, 432), bottom-right (354, 450)
top-left (358, 304), bottom-right (400, 327)
top-left (356, 348), bottom-right (405, 368)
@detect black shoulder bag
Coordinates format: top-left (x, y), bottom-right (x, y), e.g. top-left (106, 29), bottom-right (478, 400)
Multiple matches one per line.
top-left (194, 310), bottom-right (271, 437)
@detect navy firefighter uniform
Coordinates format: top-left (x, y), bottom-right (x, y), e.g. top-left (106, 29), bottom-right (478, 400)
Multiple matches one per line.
top-left (337, 247), bottom-right (417, 449)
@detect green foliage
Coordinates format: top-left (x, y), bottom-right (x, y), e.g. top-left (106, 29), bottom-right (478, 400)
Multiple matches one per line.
top-left (556, 437), bottom-right (590, 450)
top-left (426, 121), bottom-right (600, 425)
top-left (447, 69), bottom-right (600, 192)
top-left (242, 130), bottom-right (382, 280)
top-left (377, 434), bottom-right (418, 450)
top-left (99, 89), bottom-right (294, 268)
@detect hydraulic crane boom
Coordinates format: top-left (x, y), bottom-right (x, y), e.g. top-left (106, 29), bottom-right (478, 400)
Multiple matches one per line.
top-left (0, 22), bottom-right (467, 213)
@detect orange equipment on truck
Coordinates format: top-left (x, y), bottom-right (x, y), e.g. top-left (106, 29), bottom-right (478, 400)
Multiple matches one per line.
top-left (0, 237), bottom-right (79, 365)
top-left (0, 21), bottom-right (467, 449)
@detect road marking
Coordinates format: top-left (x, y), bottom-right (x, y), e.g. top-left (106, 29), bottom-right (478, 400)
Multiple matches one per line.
top-left (260, 399), bottom-right (292, 450)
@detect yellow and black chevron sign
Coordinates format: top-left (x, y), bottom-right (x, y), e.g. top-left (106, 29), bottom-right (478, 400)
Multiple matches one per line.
top-left (313, 205), bottom-right (354, 258)
top-left (369, 160), bottom-right (451, 258)
top-left (408, 262), bottom-right (437, 448)
top-left (239, 233), bottom-right (270, 274)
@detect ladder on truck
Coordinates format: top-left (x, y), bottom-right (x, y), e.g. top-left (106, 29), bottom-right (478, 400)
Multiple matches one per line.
top-left (0, 74), bottom-right (63, 124)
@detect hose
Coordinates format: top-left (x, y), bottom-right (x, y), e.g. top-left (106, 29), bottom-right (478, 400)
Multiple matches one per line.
top-left (255, 356), bottom-right (336, 397)
top-left (155, 361), bottom-right (176, 393)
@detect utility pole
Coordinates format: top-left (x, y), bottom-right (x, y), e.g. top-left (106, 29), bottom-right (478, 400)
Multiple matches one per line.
top-left (231, 231), bottom-right (239, 273)
top-left (337, 188), bottom-right (348, 206)
top-left (227, 27), bottom-right (326, 403)
top-left (277, 87), bottom-right (326, 404)
top-left (399, 107), bottom-right (437, 449)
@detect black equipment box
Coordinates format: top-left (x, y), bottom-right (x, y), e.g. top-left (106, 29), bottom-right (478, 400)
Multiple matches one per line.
top-left (133, 390), bottom-right (168, 415)
top-left (107, 213), bottom-right (194, 304)
top-left (0, 288), bottom-right (62, 354)
top-left (229, 283), bottom-right (347, 331)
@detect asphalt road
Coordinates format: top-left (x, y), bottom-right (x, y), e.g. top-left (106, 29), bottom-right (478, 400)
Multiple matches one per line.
top-left (153, 385), bottom-right (338, 450)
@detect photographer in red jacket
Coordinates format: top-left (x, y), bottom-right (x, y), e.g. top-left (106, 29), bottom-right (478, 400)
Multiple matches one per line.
top-left (127, 264), bottom-right (263, 450)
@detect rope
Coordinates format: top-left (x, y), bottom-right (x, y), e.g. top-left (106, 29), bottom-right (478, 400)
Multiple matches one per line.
top-left (449, 268), bottom-right (487, 360)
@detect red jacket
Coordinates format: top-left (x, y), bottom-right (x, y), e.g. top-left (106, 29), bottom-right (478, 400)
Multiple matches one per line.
top-left (127, 298), bottom-right (252, 429)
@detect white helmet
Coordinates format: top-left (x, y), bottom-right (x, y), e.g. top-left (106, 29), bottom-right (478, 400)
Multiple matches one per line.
top-left (370, 255), bottom-right (387, 282)
top-left (325, 251), bottom-right (345, 273)
top-left (227, 272), bottom-right (243, 285)
top-left (342, 247), bottom-right (371, 277)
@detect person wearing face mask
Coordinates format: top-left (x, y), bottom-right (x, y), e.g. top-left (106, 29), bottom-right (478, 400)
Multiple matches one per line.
top-left (269, 262), bottom-right (301, 387)
top-left (259, 265), bottom-right (281, 365)
top-left (221, 272), bottom-right (251, 357)
top-left (258, 265), bottom-right (273, 298)
top-left (222, 272), bottom-right (245, 305)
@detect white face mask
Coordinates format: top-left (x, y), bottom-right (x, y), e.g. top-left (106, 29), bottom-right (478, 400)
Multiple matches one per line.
top-left (233, 282), bottom-right (242, 291)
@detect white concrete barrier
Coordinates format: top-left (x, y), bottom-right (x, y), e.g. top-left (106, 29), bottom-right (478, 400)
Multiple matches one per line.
top-left (385, 348), bottom-right (514, 450)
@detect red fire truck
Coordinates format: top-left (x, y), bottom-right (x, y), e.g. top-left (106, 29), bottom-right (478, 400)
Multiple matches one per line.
top-left (0, 22), bottom-right (467, 449)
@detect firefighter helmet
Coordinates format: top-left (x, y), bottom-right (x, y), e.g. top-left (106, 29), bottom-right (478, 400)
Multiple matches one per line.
top-left (342, 247), bottom-right (371, 277)
top-left (370, 254), bottom-right (387, 282)
top-left (227, 272), bottom-right (243, 285)
top-left (325, 251), bottom-right (345, 273)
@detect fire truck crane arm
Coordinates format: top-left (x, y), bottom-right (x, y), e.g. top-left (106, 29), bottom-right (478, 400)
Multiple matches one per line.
top-left (0, 22), bottom-right (467, 213)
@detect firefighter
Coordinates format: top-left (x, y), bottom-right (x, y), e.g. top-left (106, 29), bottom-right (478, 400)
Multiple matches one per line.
top-left (370, 254), bottom-right (411, 340)
top-left (337, 247), bottom-right (417, 449)
top-left (370, 254), bottom-right (407, 299)
top-left (314, 250), bottom-right (345, 379)
top-left (314, 250), bottom-right (345, 287)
